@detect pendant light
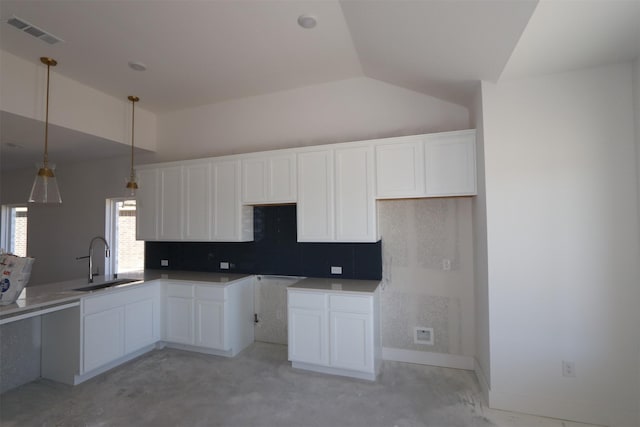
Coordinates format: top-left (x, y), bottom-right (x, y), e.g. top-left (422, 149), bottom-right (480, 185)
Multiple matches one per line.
top-left (28, 57), bottom-right (62, 204)
top-left (125, 95), bottom-right (139, 196)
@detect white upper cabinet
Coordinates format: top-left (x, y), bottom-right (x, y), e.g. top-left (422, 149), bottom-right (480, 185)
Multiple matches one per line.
top-left (424, 130), bottom-right (477, 197)
top-left (297, 150), bottom-right (335, 242)
top-left (298, 145), bottom-right (376, 243)
top-left (136, 168), bottom-right (159, 241)
top-left (242, 153), bottom-right (296, 204)
top-left (158, 166), bottom-right (183, 241)
top-left (136, 129), bottom-right (476, 243)
top-left (374, 130), bottom-right (476, 199)
top-left (183, 162), bottom-right (211, 241)
top-left (375, 136), bottom-right (426, 198)
top-left (335, 146), bottom-right (376, 242)
top-left (212, 159), bottom-right (253, 242)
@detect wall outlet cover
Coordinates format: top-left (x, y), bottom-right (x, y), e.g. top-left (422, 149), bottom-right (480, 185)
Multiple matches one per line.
top-left (220, 262), bottom-right (230, 270)
top-left (330, 266), bottom-right (342, 275)
top-left (160, 259), bottom-right (169, 267)
top-left (414, 327), bottom-right (434, 345)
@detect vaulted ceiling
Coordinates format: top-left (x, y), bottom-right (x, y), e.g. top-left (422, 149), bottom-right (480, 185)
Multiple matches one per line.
top-left (1, 0), bottom-right (639, 170)
top-left (1, 0), bottom-right (539, 113)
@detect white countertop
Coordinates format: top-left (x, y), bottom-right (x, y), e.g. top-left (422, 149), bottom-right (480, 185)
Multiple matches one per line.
top-left (0, 270), bottom-right (252, 319)
top-left (288, 278), bottom-right (380, 294)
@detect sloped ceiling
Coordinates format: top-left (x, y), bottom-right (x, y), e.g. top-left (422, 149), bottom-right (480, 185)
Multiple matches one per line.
top-left (0, 0), bottom-right (537, 114)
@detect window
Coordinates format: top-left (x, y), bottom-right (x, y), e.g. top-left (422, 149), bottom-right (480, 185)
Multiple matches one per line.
top-left (106, 199), bottom-right (144, 275)
top-left (1, 205), bottom-right (28, 257)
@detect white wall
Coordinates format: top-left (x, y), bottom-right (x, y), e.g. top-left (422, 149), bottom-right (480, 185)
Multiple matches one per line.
top-left (0, 50), bottom-right (156, 151)
top-left (1, 157), bottom-right (132, 286)
top-left (471, 84), bottom-right (491, 392)
top-left (482, 62), bottom-right (640, 427)
top-left (154, 77), bottom-right (469, 162)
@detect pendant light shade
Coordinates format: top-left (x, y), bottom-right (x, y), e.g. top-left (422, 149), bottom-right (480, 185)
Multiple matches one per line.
top-left (28, 57), bottom-right (62, 204)
top-left (125, 95), bottom-right (139, 196)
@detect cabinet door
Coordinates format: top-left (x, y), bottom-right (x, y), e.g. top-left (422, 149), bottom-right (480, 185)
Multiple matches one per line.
top-left (184, 162), bottom-right (211, 240)
top-left (288, 307), bottom-right (328, 365)
top-left (329, 311), bottom-right (372, 372)
top-left (335, 146), bottom-right (376, 242)
top-left (424, 131), bottom-right (476, 196)
top-left (159, 166), bottom-right (183, 240)
top-left (243, 154), bottom-right (297, 205)
top-left (83, 307), bottom-right (125, 372)
top-left (165, 296), bottom-right (194, 345)
top-left (242, 158), bottom-right (268, 204)
top-left (124, 298), bottom-right (155, 353)
top-left (195, 299), bottom-right (226, 350)
top-left (375, 138), bottom-right (425, 198)
top-left (267, 154), bottom-right (296, 203)
top-left (136, 168), bottom-right (158, 240)
top-left (212, 160), bottom-right (253, 241)
top-left (297, 150), bottom-right (334, 242)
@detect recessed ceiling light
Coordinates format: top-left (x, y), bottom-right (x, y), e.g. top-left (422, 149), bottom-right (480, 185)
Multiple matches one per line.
top-left (297, 14), bottom-right (317, 29)
top-left (128, 61), bottom-right (147, 71)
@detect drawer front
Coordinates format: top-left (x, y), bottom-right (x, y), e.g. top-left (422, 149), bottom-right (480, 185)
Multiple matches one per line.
top-left (288, 291), bottom-right (326, 310)
top-left (194, 285), bottom-right (225, 300)
top-left (83, 285), bottom-right (154, 315)
top-left (329, 294), bottom-right (372, 314)
top-left (165, 282), bottom-right (194, 298)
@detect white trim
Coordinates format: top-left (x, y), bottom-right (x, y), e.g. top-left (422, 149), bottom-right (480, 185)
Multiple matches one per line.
top-left (473, 357), bottom-right (490, 404)
top-left (73, 343), bottom-right (157, 385)
top-left (291, 361), bottom-right (377, 381)
top-left (104, 198), bottom-right (125, 277)
top-left (382, 347), bottom-right (474, 371)
top-left (489, 388), bottom-right (637, 427)
top-left (0, 204), bottom-right (28, 255)
top-left (0, 204), bottom-right (10, 253)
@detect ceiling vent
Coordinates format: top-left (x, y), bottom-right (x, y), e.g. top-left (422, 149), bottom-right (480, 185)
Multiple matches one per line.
top-left (7, 16), bottom-right (63, 45)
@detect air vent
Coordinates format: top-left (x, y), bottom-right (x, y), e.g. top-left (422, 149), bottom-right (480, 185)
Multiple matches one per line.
top-left (6, 15), bottom-right (63, 45)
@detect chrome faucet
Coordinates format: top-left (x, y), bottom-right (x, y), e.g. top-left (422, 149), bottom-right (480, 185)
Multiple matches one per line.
top-left (76, 236), bottom-right (111, 283)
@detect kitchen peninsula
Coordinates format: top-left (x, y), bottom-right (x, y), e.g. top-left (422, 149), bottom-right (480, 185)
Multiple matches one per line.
top-left (1, 271), bottom-right (382, 386)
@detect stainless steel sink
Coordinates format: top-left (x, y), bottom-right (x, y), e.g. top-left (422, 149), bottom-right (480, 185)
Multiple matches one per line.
top-left (72, 278), bottom-right (140, 292)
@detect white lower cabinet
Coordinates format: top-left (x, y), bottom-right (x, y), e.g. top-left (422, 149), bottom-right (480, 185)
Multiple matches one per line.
top-left (41, 277), bottom-right (255, 386)
top-left (165, 294), bottom-right (194, 345)
top-left (288, 289), bottom-right (380, 380)
top-left (162, 278), bottom-right (254, 356)
top-left (79, 283), bottom-right (161, 382)
top-left (83, 306), bottom-right (125, 372)
top-left (195, 299), bottom-right (225, 349)
top-left (288, 307), bottom-right (328, 366)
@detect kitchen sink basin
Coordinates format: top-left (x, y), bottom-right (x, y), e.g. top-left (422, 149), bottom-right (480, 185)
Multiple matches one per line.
top-left (73, 278), bottom-right (140, 292)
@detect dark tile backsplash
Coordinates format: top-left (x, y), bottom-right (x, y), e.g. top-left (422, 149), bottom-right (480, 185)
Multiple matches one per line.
top-left (145, 205), bottom-right (382, 280)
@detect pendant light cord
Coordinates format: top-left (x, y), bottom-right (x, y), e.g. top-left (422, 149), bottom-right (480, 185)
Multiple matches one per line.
top-left (44, 61), bottom-right (51, 168)
top-left (130, 98), bottom-right (135, 179)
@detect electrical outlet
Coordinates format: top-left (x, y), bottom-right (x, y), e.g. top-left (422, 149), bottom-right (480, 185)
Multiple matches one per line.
top-left (414, 327), bottom-right (434, 345)
top-left (160, 259), bottom-right (169, 267)
top-left (330, 266), bottom-right (342, 275)
top-left (562, 360), bottom-right (576, 377)
top-left (442, 259), bottom-right (451, 271)
top-left (220, 262), bottom-right (229, 270)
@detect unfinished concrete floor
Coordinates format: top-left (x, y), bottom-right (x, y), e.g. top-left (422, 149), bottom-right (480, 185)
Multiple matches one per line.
top-left (0, 342), bottom-right (599, 427)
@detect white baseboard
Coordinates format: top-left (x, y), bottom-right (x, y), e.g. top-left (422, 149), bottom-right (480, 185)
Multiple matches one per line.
top-left (489, 388), bottom-right (637, 427)
top-left (473, 357), bottom-right (490, 404)
top-left (382, 347), bottom-right (474, 371)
